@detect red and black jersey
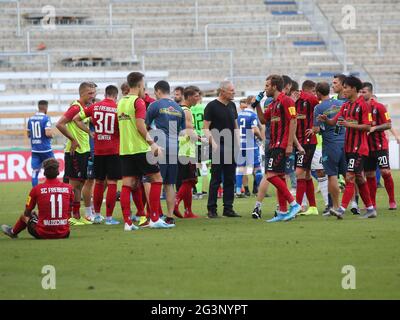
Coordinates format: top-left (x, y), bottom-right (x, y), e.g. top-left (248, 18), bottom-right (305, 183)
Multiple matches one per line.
top-left (333, 96), bottom-right (371, 156)
top-left (295, 91), bottom-right (319, 145)
top-left (264, 92), bottom-right (297, 149)
top-left (84, 98), bottom-right (119, 156)
top-left (26, 179), bottom-right (74, 239)
top-left (368, 99), bottom-right (391, 151)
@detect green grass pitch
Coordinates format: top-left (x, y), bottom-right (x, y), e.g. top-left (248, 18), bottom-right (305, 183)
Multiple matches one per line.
top-left (1, 173), bottom-right (400, 300)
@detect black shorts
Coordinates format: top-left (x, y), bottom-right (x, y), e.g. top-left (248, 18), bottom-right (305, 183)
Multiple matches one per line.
top-left (27, 216), bottom-right (70, 240)
top-left (266, 148), bottom-right (287, 174)
top-left (94, 154), bottom-right (122, 181)
top-left (64, 152), bottom-right (90, 180)
top-left (364, 149), bottom-right (390, 172)
top-left (121, 152), bottom-right (160, 177)
top-left (295, 144), bottom-right (316, 170)
top-left (178, 157), bottom-right (197, 182)
top-left (346, 153), bottom-right (366, 174)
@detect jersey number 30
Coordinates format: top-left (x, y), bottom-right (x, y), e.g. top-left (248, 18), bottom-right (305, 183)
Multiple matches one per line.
top-left (93, 112), bottom-right (115, 134)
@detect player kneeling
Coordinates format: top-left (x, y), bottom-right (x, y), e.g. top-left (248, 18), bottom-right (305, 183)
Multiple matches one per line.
top-left (2, 159), bottom-right (73, 239)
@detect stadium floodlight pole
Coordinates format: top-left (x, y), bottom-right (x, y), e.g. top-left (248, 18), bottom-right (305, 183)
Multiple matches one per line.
top-left (26, 30), bottom-right (30, 54)
top-left (377, 25), bottom-right (382, 55)
top-left (109, 2), bottom-right (113, 35)
top-left (195, 0), bottom-right (199, 32)
top-left (16, 0), bottom-right (21, 37)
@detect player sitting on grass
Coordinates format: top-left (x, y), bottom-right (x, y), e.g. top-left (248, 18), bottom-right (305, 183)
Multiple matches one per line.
top-left (2, 158), bottom-right (74, 239)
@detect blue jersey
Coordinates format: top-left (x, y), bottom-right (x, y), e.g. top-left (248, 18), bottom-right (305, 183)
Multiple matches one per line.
top-left (313, 98), bottom-right (345, 145)
top-left (27, 112), bottom-right (52, 153)
top-left (145, 98), bottom-right (186, 155)
top-left (238, 108), bottom-right (259, 150)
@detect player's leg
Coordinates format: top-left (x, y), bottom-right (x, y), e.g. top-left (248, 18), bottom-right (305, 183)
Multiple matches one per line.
top-left (31, 153), bottom-right (41, 187)
top-left (235, 165), bottom-right (246, 197)
top-left (207, 161), bottom-right (223, 218)
top-left (266, 148), bottom-right (300, 222)
top-left (92, 155), bottom-right (106, 223)
top-left (102, 155), bottom-right (122, 224)
top-left (365, 152), bottom-right (378, 208)
top-left (1, 214), bottom-right (30, 238)
top-left (376, 150), bottom-right (396, 209)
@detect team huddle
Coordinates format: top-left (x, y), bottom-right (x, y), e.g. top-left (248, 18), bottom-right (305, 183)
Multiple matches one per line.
top-left (1, 72), bottom-right (398, 239)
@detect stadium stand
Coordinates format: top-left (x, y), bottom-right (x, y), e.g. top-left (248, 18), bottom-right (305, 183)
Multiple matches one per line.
top-left (0, 0), bottom-right (399, 147)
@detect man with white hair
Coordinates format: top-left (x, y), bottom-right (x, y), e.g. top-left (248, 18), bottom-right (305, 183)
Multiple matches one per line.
top-left (203, 80), bottom-right (241, 218)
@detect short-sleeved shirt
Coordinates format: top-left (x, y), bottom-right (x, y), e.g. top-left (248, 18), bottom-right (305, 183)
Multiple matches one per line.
top-left (295, 91), bottom-right (320, 145)
top-left (314, 98), bottom-right (345, 146)
top-left (237, 108), bottom-right (258, 150)
top-left (264, 92), bottom-right (297, 149)
top-left (82, 98), bottom-right (119, 156)
top-left (368, 99), bottom-right (391, 151)
top-left (26, 178), bottom-right (73, 239)
top-left (145, 98), bottom-right (185, 155)
top-left (333, 96), bottom-right (372, 156)
top-left (27, 112), bottom-right (52, 153)
top-left (191, 103), bottom-right (206, 145)
top-left (263, 97), bottom-right (273, 142)
top-left (204, 99), bottom-right (238, 148)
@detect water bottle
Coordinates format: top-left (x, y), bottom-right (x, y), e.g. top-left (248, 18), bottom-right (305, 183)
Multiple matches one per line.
top-left (334, 116), bottom-right (344, 135)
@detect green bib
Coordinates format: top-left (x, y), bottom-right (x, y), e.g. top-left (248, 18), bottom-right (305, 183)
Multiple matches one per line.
top-left (65, 100), bottom-right (90, 154)
top-left (117, 95), bottom-right (150, 155)
top-left (178, 106), bottom-right (196, 158)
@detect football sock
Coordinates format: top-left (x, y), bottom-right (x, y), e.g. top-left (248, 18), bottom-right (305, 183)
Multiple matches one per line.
top-left (306, 178), bottom-right (316, 207)
top-left (357, 181), bottom-right (373, 208)
top-left (341, 181), bottom-right (355, 209)
top-left (367, 176), bottom-right (377, 207)
top-left (382, 172), bottom-right (395, 203)
top-left (72, 201), bottom-right (81, 219)
top-left (106, 184), bottom-right (117, 217)
top-left (268, 175), bottom-right (295, 204)
top-left (120, 185), bottom-right (132, 225)
top-left (149, 182), bottom-right (162, 222)
top-left (12, 216), bottom-right (27, 235)
top-left (93, 182), bottom-right (105, 214)
top-left (296, 178), bottom-right (307, 205)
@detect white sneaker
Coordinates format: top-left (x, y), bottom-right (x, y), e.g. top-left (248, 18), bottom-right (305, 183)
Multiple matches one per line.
top-left (124, 223), bottom-right (139, 231)
top-left (149, 219), bottom-right (175, 229)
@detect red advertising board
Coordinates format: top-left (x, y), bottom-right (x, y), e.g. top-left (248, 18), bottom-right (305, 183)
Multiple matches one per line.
top-left (0, 149), bottom-right (65, 182)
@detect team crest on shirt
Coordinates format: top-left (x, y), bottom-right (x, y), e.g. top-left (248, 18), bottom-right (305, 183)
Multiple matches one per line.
top-left (303, 102), bottom-right (308, 107)
top-left (356, 107), bottom-right (360, 112)
top-left (373, 109), bottom-right (377, 114)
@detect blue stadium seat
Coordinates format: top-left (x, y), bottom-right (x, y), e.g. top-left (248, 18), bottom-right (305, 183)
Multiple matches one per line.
top-left (293, 41), bottom-right (325, 46)
top-left (271, 11), bottom-right (298, 15)
top-left (264, 1), bottom-right (296, 5)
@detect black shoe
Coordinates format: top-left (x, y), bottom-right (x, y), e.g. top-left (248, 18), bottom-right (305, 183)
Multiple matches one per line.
top-left (165, 217), bottom-right (175, 225)
top-left (251, 207), bottom-right (262, 219)
top-left (207, 209), bottom-right (218, 219)
top-left (116, 191), bottom-right (121, 201)
top-left (223, 209), bottom-right (241, 218)
top-left (377, 183), bottom-right (384, 189)
top-left (351, 207), bottom-right (360, 215)
top-left (245, 191), bottom-right (251, 197)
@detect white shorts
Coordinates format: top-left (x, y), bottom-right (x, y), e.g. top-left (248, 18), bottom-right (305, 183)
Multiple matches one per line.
top-left (311, 148), bottom-right (324, 171)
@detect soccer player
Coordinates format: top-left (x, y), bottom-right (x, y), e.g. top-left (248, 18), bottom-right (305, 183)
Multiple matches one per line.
top-left (254, 75), bottom-right (301, 222)
top-left (121, 82), bottom-right (130, 96)
top-left (73, 85), bottom-right (122, 225)
top-left (27, 100), bottom-right (54, 187)
top-left (173, 86), bottom-right (184, 104)
top-left (145, 80), bottom-right (185, 224)
top-left (118, 72), bottom-right (173, 230)
top-left (235, 97), bottom-right (263, 198)
top-left (175, 86), bottom-right (202, 218)
top-left (56, 82), bottom-right (97, 226)
top-left (313, 82), bottom-right (346, 215)
top-left (361, 82), bottom-right (396, 210)
top-left (293, 80), bottom-right (320, 216)
top-left (1, 158), bottom-right (73, 239)
top-left (191, 93), bottom-right (209, 199)
top-left (318, 76), bottom-right (376, 219)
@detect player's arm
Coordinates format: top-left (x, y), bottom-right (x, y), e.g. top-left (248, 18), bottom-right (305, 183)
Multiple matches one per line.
top-left (318, 104), bottom-right (344, 126)
top-left (341, 103), bottom-right (371, 132)
top-left (45, 117), bottom-right (54, 138)
top-left (389, 127), bottom-right (400, 144)
top-left (286, 101), bottom-right (297, 156)
top-left (56, 106), bottom-right (81, 153)
top-left (24, 188), bottom-right (37, 218)
top-left (182, 109), bottom-right (198, 141)
top-left (203, 120), bottom-right (218, 152)
top-left (135, 99), bottom-right (162, 156)
top-left (371, 105), bottom-right (392, 133)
